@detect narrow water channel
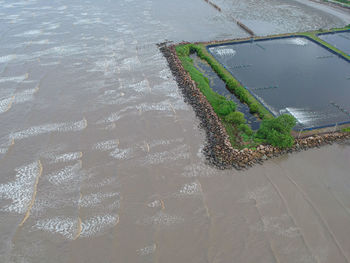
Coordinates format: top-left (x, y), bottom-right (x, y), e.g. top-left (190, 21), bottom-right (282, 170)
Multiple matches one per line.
top-left (190, 53), bottom-right (261, 130)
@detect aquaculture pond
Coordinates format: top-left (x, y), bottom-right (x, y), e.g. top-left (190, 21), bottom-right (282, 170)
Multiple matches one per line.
top-left (190, 54), bottom-right (261, 130)
top-left (318, 30), bottom-right (350, 56)
top-left (208, 37), bottom-right (350, 130)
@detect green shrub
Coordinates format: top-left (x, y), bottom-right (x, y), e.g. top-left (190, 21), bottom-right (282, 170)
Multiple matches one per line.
top-left (217, 100), bottom-right (236, 116)
top-left (249, 103), bottom-right (259, 114)
top-left (256, 114), bottom-right (296, 148)
top-left (342, 127), bottom-right (350, 133)
top-left (266, 129), bottom-right (295, 148)
top-left (239, 123), bottom-right (253, 136)
top-left (225, 111), bottom-right (246, 125)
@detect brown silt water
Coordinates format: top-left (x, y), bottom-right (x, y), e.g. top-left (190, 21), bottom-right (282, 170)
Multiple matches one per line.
top-left (1, 0), bottom-right (350, 262)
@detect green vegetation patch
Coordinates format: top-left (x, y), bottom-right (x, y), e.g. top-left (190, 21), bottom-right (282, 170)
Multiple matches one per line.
top-left (341, 127), bottom-right (350, 133)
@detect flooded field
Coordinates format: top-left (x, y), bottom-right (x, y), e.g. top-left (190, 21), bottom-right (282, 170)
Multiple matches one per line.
top-left (1, 0), bottom-right (350, 262)
top-left (319, 30), bottom-right (350, 55)
top-left (208, 37), bottom-right (350, 129)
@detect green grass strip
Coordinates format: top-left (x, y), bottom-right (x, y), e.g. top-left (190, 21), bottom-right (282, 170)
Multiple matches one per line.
top-left (175, 44), bottom-right (241, 147)
top-left (189, 44), bottom-right (273, 120)
top-left (301, 32), bottom-right (350, 60)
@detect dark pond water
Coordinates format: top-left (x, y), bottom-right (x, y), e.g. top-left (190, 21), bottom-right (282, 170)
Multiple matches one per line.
top-left (208, 37), bottom-right (350, 130)
top-left (190, 54), bottom-right (261, 130)
top-left (318, 30), bottom-right (350, 56)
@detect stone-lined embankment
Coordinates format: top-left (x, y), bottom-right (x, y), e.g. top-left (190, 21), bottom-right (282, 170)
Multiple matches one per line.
top-left (159, 43), bottom-right (350, 169)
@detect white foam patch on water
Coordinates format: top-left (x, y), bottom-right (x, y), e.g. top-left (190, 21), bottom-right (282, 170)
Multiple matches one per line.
top-left (48, 162), bottom-right (82, 185)
top-left (93, 140), bottom-right (119, 151)
top-left (13, 87), bottom-right (39, 103)
top-left (151, 81), bottom-right (178, 94)
top-left (137, 211), bottom-right (184, 226)
top-left (15, 30), bottom-right (42, 37)
top-left (90, 58), bottom-right (118, 75)
top-left (136, 100), bottom-right (187, 113)
top-left (110, 147), bottom-right (133, 160)
top-left (147, 200), bottom-right (163, 208)
top-left (178, 181), bottom-right (201, 196)
top-left (73, 17), bottom-right (103, 25)
top-left (143, 144), bottom-right (189, 165)
top-left (57, 5), bottom-right (67, 11)
top-left (9, 118), bottom-right (87, 141)
top-left (283, 107), bottom-right (325, 127)
top-left (85, 176), bottom-right (118, 189)
top-left (34, 214), bottom-right (119, 239)
top-left (250, 214), bottom-right (300, 238)
top-left (98, 106), bottom-right (133, 124)
top-left (243, 185), bottom-right (272, 206)
top-left (34, 217), bottom-right (77, 239)
top-left (0, 74), bottom-right (28, 83)
top-left (40, 61), bottom-right (60, 66)
top-left (0, 161), bottom-right (41, 214)
top-left (80, 214), bottom-right (119, 237)
top-left (34, 45), bottom-right (85, 58)
top-left (290, 38), bottom-right (308, 46)
top-left (0, 54), bottom-right (16, 63)
top-left (137, 244), bottom-right (156, 256)
top-left (43, 22), bottom-right (60, 30)
top-left (119, 56), bottom-right (140, 71)
top-left (147, 138), bottom-right (184, 149)
top-left (79, 192), bottom-right (120, 208)
top-left (0, 147), bottom-right (8, 154)
top-left (129, 79), bottom-right (150, 93)
top-left (159, 69), bottom-right (172, 80)
top-left (25, 39), bottom-right (52, 45)
top-left (49, 152), bottom-right (82, 163)
top-left (0, 97), bottom-right (14, 114)
top-left (211, 47), bottom-right (237, 56)
top-left (181, 163), bottom-right (217, 177)
top-left (97, 90), bottom-right (138, 106)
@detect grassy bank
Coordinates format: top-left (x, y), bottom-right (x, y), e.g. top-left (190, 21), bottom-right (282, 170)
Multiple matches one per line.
top-left (176, 44), bottom-right (249, 148)
top-left (301, 31), bottom-right (350, 60)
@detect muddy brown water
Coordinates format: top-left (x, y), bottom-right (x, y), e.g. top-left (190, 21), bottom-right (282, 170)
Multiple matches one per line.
top-left (1, 0), bottom-right (350, 262)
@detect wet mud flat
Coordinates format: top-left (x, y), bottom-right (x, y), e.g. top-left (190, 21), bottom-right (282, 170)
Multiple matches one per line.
top-left (207, 36), bottom-right (350, 130)
top-left (318, 30), bottom-right (350, 55)
top-left (159, 43), bottom-right (350, 169)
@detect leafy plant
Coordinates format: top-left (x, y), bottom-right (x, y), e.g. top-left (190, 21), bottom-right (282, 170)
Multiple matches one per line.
top-left (225, 112), bottom-right (245, 125)
top-left (256, 114), bottom-right (296, 148)
top-left (239, 123), bottom-right (253, 136)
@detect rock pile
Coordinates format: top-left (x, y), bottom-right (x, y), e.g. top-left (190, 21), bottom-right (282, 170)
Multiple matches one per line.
top-left (158, 43), bottom-right (350, 170)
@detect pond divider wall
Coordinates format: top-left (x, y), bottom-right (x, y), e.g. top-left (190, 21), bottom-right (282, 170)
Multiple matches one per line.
top-left (316, 29), bottom-right (350, 36)
top-left (203, 0), bottom-right (222, 12)
top-left (201, 0), bottom-right (255, 36)
top-left (158, 42), bottom-right (350, 169)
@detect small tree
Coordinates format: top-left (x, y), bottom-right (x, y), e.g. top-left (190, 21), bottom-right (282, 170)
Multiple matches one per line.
top-left (216, 100), bottom-right (236, 116)
top-left (256, 114), bottom-right (296, 148)
top-left (225, 111), bottom-right (246, 125)
top-left (239, 123), bottom-right (253, 136)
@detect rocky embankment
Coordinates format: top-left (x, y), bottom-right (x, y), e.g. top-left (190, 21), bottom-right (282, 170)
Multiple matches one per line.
top-left (158, 43), bottom-right (350, 169)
